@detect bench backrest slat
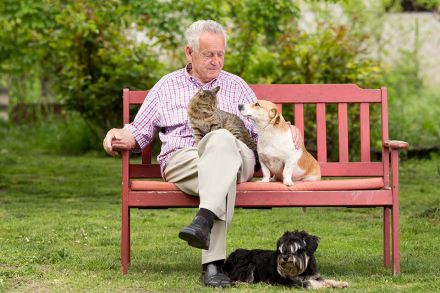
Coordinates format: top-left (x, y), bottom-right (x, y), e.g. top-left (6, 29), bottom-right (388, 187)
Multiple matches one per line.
top-left (338, 103), bottom-right (349, 162)
top-left (249, 84), bottom-right (382, 103)
top-left (123, 84), bottom-right (388, 179)
top-left (294, 104), bottom-right (305, 140)
top-left (130, 164), bottom-right (161, 178)
top-left (316, 103), bottom-right (327, 162)
top-left (360, 103), bottom-right (371, 162)
top-left (142, 146), bottom-right (152, 164)
top-left (321, 162), bottom-right (383, 176)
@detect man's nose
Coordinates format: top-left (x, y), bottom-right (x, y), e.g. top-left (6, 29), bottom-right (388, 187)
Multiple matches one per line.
top-left (211, 54), bottom-right (222, 64)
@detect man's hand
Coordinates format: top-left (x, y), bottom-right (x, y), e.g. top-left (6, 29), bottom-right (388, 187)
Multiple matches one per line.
top-left (103, 128), bottom-right (137, 156)
top-left (290, 125), bottom-right (303, 150)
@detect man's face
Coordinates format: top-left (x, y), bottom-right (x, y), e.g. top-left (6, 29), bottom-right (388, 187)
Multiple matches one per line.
top-left (186, 32), bottom-right (225, 84)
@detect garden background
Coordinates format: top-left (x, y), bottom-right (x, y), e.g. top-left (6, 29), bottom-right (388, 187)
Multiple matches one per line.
top-left (1, 0), bottom-right (439, 292)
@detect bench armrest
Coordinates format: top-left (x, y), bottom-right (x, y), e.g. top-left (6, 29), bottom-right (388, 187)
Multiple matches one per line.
top-left (383, 140), bottom-right (409, 150)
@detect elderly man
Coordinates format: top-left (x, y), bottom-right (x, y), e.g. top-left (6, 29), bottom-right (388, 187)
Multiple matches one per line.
top-left (103, 20), bottom-right (298, 287)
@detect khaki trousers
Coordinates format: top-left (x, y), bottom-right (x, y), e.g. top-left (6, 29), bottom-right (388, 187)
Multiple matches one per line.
top-left (163, 129), bottom-right (255, 264)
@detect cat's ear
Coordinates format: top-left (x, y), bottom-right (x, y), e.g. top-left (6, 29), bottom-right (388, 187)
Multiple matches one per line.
top-left (213, 86), bottom-right (220, 95)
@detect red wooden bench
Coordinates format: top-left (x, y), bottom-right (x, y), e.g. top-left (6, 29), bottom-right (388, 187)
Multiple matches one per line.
top-left (120, 84), bottom-right (408, 275)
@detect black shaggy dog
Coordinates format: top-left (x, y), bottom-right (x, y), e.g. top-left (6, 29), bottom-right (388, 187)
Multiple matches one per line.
top-left (224, 231), bottom-right (348, 289)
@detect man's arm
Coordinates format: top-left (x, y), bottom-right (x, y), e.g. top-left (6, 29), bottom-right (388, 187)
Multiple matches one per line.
top-left (103, 128), bottom-right (138, 156)
top-left (102, 83), bottom-right (162, 156)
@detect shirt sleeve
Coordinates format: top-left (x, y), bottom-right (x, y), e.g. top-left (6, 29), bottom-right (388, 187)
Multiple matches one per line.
top-left (124, 85), bottom-right (161, 151)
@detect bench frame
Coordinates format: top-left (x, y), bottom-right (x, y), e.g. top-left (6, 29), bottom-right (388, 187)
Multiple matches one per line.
top-left (120, 84), bottom-right (408, 275)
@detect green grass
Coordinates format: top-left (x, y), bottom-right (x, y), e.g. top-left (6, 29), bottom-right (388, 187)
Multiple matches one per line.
top-left (1, 139), bottom-right (440, 292)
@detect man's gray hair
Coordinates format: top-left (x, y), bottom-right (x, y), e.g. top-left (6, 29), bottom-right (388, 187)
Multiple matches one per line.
top-left (185, 20), bottom-right (227, 52)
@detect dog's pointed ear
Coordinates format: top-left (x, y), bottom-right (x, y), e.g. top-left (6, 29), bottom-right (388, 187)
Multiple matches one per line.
top-left (269, 108), bottom-right (281, 125)
top-left (304, 233), bottom-right (320, 255)
top-left (213, 86), bottom-right (220, 95)
top-left (269, 108), bottom-right (277, 119)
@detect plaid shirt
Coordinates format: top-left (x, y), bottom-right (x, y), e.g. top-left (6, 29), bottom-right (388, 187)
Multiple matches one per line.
top-left (125, 64), bottom-right (258, 176)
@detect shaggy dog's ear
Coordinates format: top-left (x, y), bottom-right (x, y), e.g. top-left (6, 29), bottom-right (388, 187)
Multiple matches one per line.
top-left (213, 86), bottom-right (220, 95)
top-left (276, 231), bottom-right (290, 251)
top-left (303, 233), bottom-right (320, 256)
top-left (269, 108), bottom-right (281, 125)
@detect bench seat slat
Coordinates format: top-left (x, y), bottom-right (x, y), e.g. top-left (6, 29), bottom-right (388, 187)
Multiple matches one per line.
top-left (130, 177), bottom-right (384, 191)
top-left (127, 189), bottom-right (392, 208)
top-left (129, 161), bottom-right (385, 178)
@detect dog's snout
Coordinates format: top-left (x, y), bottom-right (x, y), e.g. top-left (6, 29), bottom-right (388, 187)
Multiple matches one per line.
top-left (282, 255), bottom-right (289, 262)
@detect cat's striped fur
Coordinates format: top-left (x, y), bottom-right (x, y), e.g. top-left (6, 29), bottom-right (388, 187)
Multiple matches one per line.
top-left (187, 86), bottom-right (257, 152)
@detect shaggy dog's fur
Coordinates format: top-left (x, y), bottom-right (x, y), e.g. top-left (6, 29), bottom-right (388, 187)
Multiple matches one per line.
top-left (224, 231), bottom-right (348, 289)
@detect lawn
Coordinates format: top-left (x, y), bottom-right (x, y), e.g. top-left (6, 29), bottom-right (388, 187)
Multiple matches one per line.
top-left (1, 144), bottom-right (440, 292)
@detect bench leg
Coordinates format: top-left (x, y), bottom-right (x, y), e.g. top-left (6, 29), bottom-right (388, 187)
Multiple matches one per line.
top-left (122, 205), bottom-right (130, 275)
top-left (391, 150), bottom-right (401, 275)
top-left (383, 207), bottom-right (391, 268)
top-left (392, 205), bottom-right (400, 275)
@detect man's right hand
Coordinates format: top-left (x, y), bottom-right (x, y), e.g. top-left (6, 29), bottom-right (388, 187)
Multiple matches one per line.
top-left (103, 128), bottom-right (137, 156)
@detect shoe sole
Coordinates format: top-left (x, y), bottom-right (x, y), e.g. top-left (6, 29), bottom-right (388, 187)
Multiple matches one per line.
top-left (179, 228), bottom-right (209, 250)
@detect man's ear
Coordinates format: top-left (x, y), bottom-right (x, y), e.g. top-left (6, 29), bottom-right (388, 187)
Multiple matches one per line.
top-left (213, 86), bottom-right (220, 95)
top-left (185, 46), bottom-right (193, 62)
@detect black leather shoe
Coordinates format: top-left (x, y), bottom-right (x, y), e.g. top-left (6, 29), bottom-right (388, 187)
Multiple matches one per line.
top-left (202, 263), bottom-right (231, 287)
top-left (178, 216), bottom-right (211, 249)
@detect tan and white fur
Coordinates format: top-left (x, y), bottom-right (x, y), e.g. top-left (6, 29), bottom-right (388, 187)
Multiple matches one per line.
top-left (239, 100), bottom-right (320, 186)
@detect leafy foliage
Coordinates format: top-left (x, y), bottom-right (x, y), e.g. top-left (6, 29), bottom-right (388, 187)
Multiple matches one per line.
top-left (0, 0), bottom-right (164, 135)
top-left (1, 0), bottom-right (438, 155)
top-left (49, 1), bottom-right (163, 134)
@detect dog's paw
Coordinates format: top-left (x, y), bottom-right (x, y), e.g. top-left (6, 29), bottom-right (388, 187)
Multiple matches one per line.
top-left (323, 279), bottom-right (349, 289)
top-left (305, 279), bottom-right (348, 289)
top-left (283, 179), bottom-right (294, 186)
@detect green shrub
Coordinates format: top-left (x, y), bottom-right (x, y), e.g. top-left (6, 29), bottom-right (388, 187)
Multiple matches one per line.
top-left (0, 113), bottom-right (101, 155)
top-left (382, 35), bottom-right (440, 152)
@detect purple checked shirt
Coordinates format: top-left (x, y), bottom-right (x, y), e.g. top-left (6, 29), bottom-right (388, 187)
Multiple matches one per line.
top-left (125, 64), bottom-right (258, 176)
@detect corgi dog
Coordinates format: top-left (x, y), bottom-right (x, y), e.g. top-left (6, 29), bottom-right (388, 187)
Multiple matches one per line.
top-left (239, 100), bottom-right (320, 186)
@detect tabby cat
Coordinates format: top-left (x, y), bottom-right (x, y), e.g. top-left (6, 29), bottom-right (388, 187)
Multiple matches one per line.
top-left (187, 86), bottom-right (257, 152)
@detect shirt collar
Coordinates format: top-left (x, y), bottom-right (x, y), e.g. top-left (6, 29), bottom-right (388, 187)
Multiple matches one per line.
top-left (185, 63), bottom-right (219, 88)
